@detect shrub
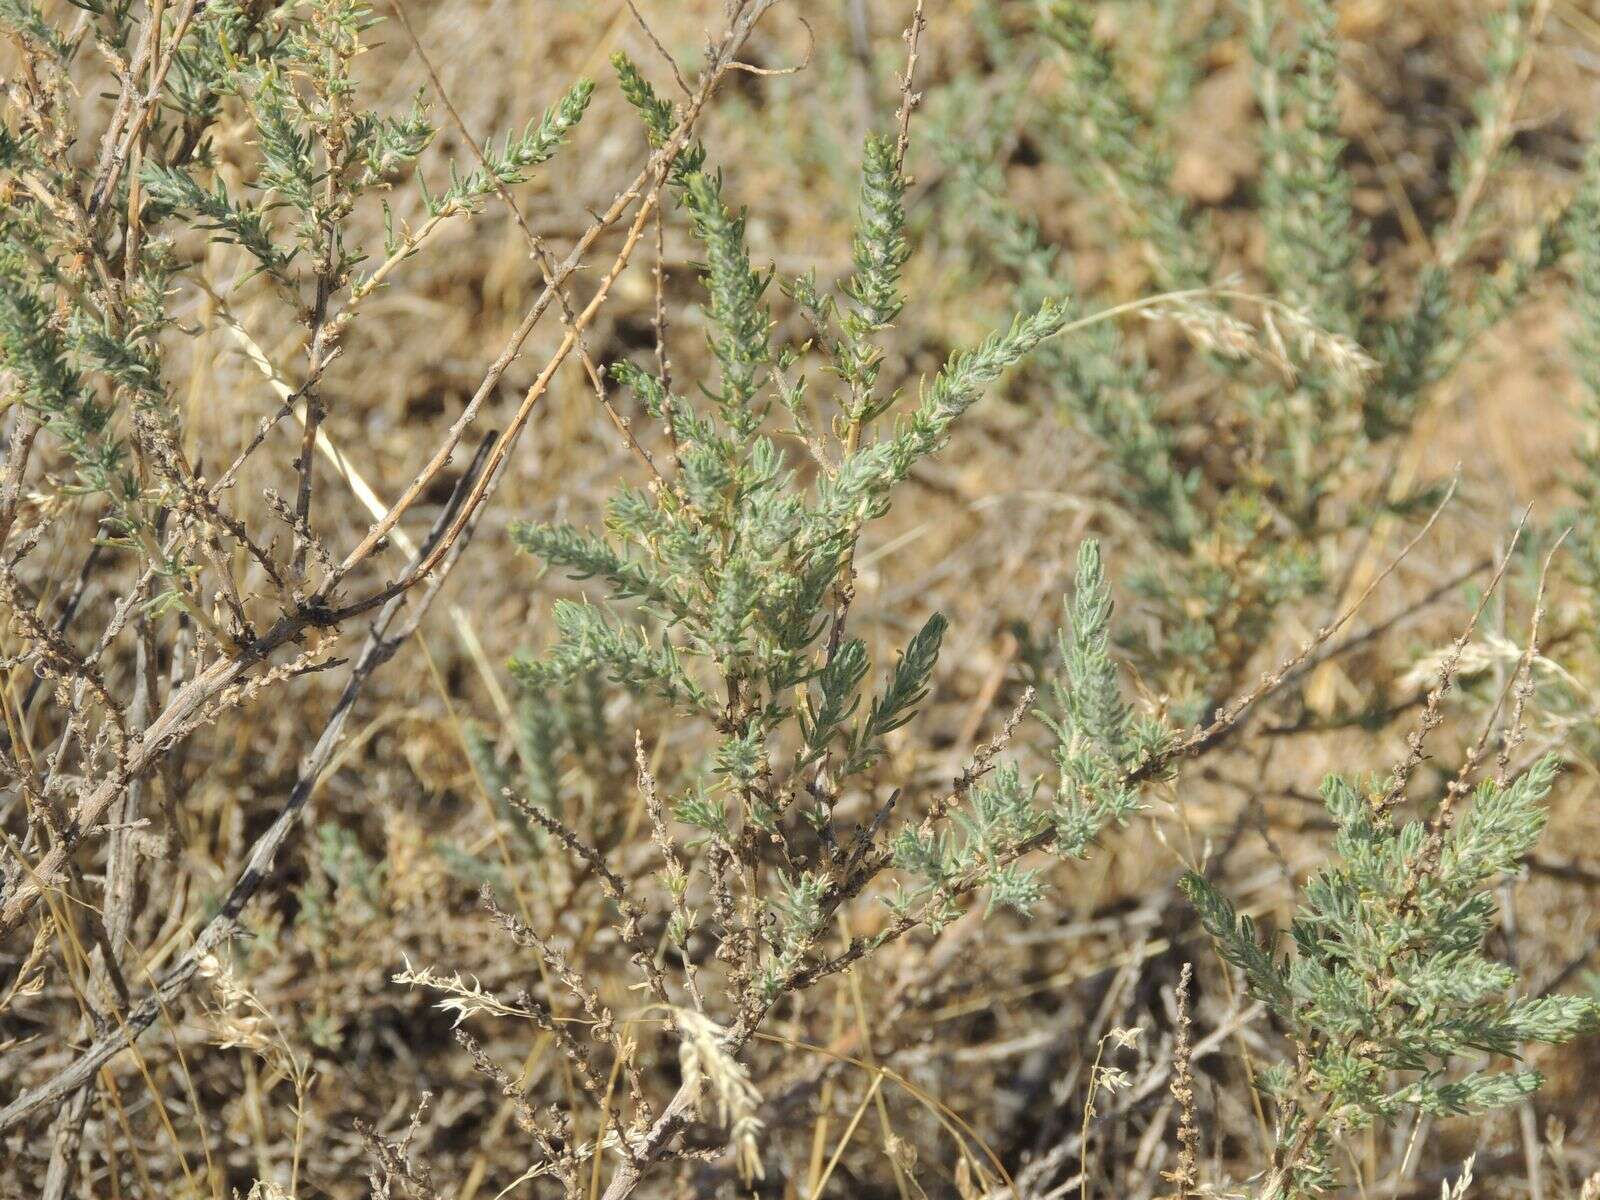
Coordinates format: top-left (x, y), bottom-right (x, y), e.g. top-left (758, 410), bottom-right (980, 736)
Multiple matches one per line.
top-left (2, 1), bottom-right (1597, 1198)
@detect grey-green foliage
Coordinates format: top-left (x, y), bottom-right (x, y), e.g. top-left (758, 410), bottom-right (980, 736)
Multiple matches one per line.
top-left (140, 0), bottom-right (444, 284)
top-left (936, 133), bottom-right (1199, 555)
top-left (508, 54), bottom-right (1166, 992)
top-left (142, 2), bottom-right (594, 280)
top-left (1363, 0), bottom-right (1560, 440)
top-left (1250, 0), bottom-right (1362, 338)
top-left (1183, 759), bottom-right (1598, 1195)
top-left (1544, 138), bottom-right (1600, 751)
top-left (465, 674), bottom-right (613, 855)
top-left (431, 79), bottom-right (595, 214)
top-left (293, 821), bottom-right (387, 973)
top-left (1037, 0), bottom-right (1208, 291)
top-left (890, 543), bottom-right (1172, 929)
top-left (0, 0), bottom-right (229, 587)
top-left (513, 77), bottom-right (1070, 729)
top-left (889, 760), bottom-right (1048, 928)
top-left (0, 0), bottom-right (592, 617)
top-left (929, 0), bottom-right (1562, 726)
top-left (1046, 542), bottom-right (1172, 855)
top-left (1568, 143), bottom-right (1600, 601)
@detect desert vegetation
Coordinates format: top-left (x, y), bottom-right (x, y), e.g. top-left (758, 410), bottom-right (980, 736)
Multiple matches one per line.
top-left (3, 1), bottom-right (1600, 1197)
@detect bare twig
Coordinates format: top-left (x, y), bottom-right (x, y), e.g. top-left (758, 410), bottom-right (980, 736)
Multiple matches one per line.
top-left (0, 438), bottom-right (495, 1134)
